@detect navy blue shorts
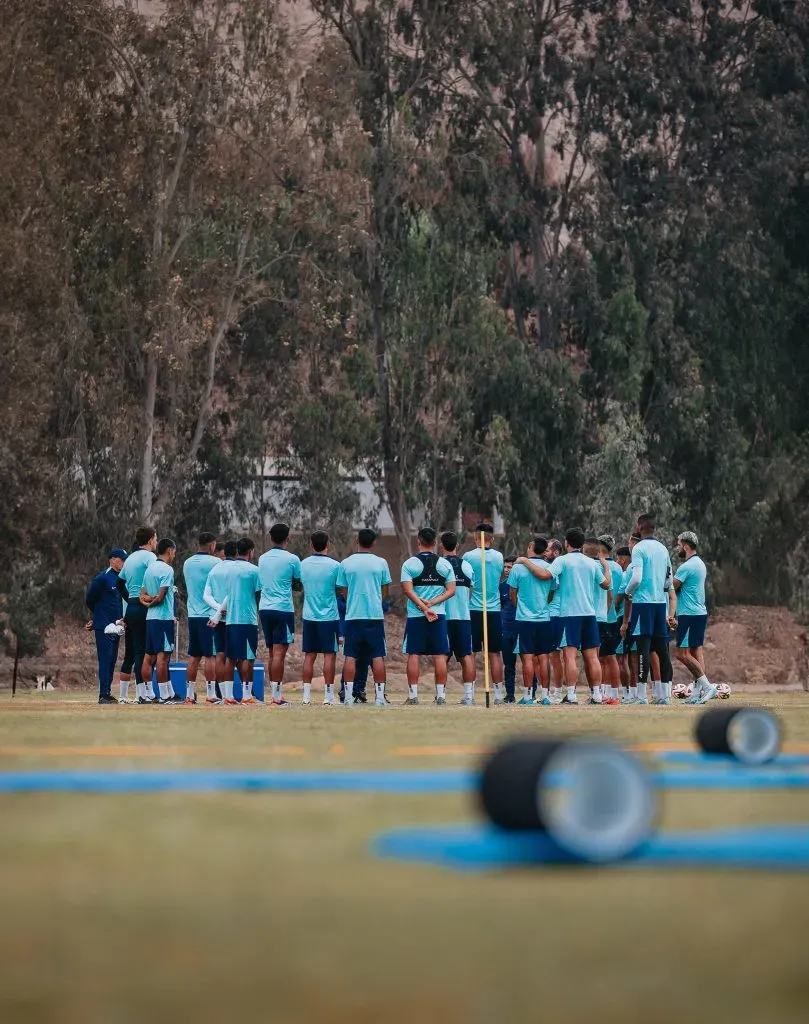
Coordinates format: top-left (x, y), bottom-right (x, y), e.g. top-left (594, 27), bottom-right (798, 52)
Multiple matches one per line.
top-left (344, 619), bottom-right (386, 661)
top-left (260, 609), bottom-right (295, 647)
top-left (630, 603), bottom-right (670, 639)
top-left (188, 616), bottom-right (217, 659)
top-left (145, 620), bottom-right (175, 656)
top-left (302, 619), bottom-right (339, 654)
top-left (446, 619), bottom-right (473, 661)
top-left (212, 621), bottom-right (227, 656)
top-left (470, 610), bottom-right (503, 654)
top-left (550, 617), bottom-right (563, 651)
top-left (403, 616), bottom-right (450, 656)
top-left (226, 624), bottom-right (258, 662)
top-left (557, 615), bottom-right (600, 651)
top-left (516, 620), bottom-right (556, 656)
top-left (676, 614), bottom-right (707, 649)
top-left (598, 622), bottom-right (621, 658)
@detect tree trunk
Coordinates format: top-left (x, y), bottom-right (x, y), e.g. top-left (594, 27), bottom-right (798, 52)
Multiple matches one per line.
top-left (12, 636), bottom-right (19, 697)
top-left (140, 349), bottom-right (158, 522)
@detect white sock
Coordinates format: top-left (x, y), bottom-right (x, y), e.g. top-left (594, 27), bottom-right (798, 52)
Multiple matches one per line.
top-left (375, 683), bottom-right (385, 701)
top-left (494, 684), bottom-right (503, 700)
top-left (244, 679), bottom-right (252, 699)
top-left (408, 685), bottom-right (418, 699)
top-left (436, 684), bottom-right (445, 699)
top-left (553, 687), bottom-right (563, 700)
top-left (206, 680), bottom-right (215, 698)
top-left (186, 680), bottom-right (195, 700)
top-left (696, 674), bottom-right (709, 690)
top-left (463, 682), bottom-right (474, 699)
top-left (119, 679), bottom-right (129, 700)
top-left (652, 680), bottom-right (661, 699)
top-left (629, 685), bottom-right (638, 698)
top-left (303, 683), bottom-right (311, 702)
top-left (664, 682), bottom-right (673, 699)
top-left (222, 681), bottom-right (233, 700)
top-left (540, 687), bottom-right (549, 700)
top-left (638, 682), bottom-right (647, 700)
top-left (167, 681), bottom-right (175, 697)
top-left (145, 679), bottom-right (156, 699)
top-left (275, 682), bottom-right (281, 699)
top-left (269, 681), bottom-right (278, 699)
top-left (523, 686), bottom-right (531, 701)
top-left (592, 685), bottom-right (602, 700)
top-left (158, 682), bottom-right (169, 700)
top-left (566, 686), bottom-right (575, 698)
top-left (325, 684), bottom-right (334, 701)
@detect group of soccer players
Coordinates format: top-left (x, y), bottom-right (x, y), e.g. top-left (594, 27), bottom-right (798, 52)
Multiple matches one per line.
top-left (91, 511), bottom-right (716, 707)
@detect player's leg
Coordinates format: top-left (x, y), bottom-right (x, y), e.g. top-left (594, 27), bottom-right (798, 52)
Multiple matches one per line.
top-left (405, 655), bottom-right (421, 704)
top-left (431, 618), bottom-right (450, 704)
top-left (404, 617), bottom-right (424, 704)
top-left (518, 653), bottom-right (535, 704)
top-left (534, 653), bottom-right (551, 704)
top-left (502, 630), bottom-right (517, 702)
top-left (487, 612), bottom-right (505, 703)
top-left (433, 654), bottom-right (449, 703)
top-left (186, 654), bottom-right (201, 702)
top-left (681, 615), bottom-right (716, 703)
top-left (560, 645), bottom-right (579, 704)
top-left (582, 647), bottom-right (603, 703)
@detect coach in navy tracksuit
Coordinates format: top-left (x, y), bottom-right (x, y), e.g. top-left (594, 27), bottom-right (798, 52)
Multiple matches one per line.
top-left (500, 557), bottom-right (519, 702)
top-left (85, 548), bottom-right (127, 704)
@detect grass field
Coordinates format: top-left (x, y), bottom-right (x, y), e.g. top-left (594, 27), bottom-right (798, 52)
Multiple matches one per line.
top-left (1, 691), bottom-right (809, 1023)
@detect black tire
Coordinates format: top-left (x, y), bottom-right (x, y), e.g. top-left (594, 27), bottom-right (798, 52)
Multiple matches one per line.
top-left (696, 706), bottom-right (782, 764)
top-left (478, 738), bottom-right (564, 832)
top-left (695, 707), bottom-right (742, 756)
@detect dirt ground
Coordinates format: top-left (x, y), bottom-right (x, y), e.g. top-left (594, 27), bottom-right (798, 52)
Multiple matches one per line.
top-left (3, 604), bottom-right (807, 694)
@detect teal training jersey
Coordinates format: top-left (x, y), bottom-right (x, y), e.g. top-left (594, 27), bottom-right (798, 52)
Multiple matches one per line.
top-left (551, 552), bottom-right (605, 618)
top-left (508, 559), bottom-right (553, 622)
top-left (592, 561), bottom-right (610, 623)
top-left (300, 555), bottom-right (340, 622)
top-left (606, 561), bottom-right (623, 624)
top-left (675, 555), bottom-right (708, 616)
top-left (465, 547), bottom-right (504, 612)
top-left (206, 559), bottom-right (233, 615)
top-left (225, 560), bottom-right (262, 626)
top-left (143, 560), bottom-right (175, 621)
top-left (258, 548), bottom-right (302, 613)
top-left (627, 538), bottom-right (672, 604)
top-left (119, 549), bottom-right (156, 600)
top-left (337, 553), bottom-right (392, 621)
top-left (444, 559), bottom-right (474, 621)
top-left (401, 555), bottom-right (454, 618)
top-left (183, 553), bottom-right (220, 619)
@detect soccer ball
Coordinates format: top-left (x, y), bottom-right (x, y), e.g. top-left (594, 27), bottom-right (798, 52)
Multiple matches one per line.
top-left (716, 683), bottom-right (731, 699)
top-left (673, 683), bottom-right (692, 700)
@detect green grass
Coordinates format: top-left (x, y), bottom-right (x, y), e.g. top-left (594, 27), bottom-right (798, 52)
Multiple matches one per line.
top-left (1, 692), bottom-right (808, 1023)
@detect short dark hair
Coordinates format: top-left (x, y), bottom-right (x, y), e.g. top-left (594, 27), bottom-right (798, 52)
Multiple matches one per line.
top-left (440, 531), bottom-right (458, 552)
top-left (616, 546), bottom-right (631, 557)
top-left (418, 527), bottom-right (437, 546)
top-left (358, 528), bottom-right (377, 549)
top-left (505, 552), bottom-right (519, 563)
top-left (237, 537), bottom-right (255, 556)
top-left (630, 533), bottom-right (641, 543)
top-left (270, 522), bottom-right (290, 545)
top-left (532, 536), bottom-right (548, 554)
top-left (548, 539), bottom-right (563, 556)
top-left (637, 514), bottom-right (655, 532)
top-left (311, 530), bottom-right (329, 553)
top-left (584, 536), bottom-right (600, 547)
top-left (474, 522), bottom-right (494, 535)
top-left (198, 531), bottom-right (216, 547)
top-left (214, 541), bottom-right (225, 553)
top-left (135, 526), bottom-right (156, 548)
top-left (157, 538), bottom-right (176, 556)
top-left (565, 527), bottom-right (585, 550)
top-left (223, 540), bottom-right (238, 558)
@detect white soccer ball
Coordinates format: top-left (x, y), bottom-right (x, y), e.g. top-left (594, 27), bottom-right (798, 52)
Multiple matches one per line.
top-left (673, 683), bottom-right (692, 700)
top-left (716, 683), bottom-right (731, 700)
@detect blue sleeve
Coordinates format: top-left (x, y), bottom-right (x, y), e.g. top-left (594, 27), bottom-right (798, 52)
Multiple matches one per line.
top-left (400, 558), bottom-right (417, 583)
top-left (382, 561), bottom-right (392, 586)
top-left (292, 556), bottom-right (302, 580)
top-left (85, 575), bottom-right (103, 610)
top-left (674, 563), bottom-right (688, 584)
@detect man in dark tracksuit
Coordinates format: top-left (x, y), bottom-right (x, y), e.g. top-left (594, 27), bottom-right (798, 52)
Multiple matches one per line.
top-left (85, 548), bottom-right (127, 704)
top-left (500, 556), bottom-right (518, 703)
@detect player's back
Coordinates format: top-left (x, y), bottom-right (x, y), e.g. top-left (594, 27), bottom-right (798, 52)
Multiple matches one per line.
top-left (183, 553), bottom-right (220, 618)
top-left (443, 556), bottom-right (474, 620)
top-left (631, 538), bottom-right (672, 604)
top-left (509, 559), bottom-right (552, 621)
top-left (120, 549), bottom-right (156, 599)
top-left (207, 558), bottom-right (233, 607)
top-left (258, 548), bottom-right (301, 611)
top-left (675, 555), bottom-right (707, 616)
top-left (338, 553), bottom-right (390, 620)
top-left (300, 555), bottom-right (340, 621)
top-left (143, 561), bottom-right (175, 619)
top-left (465, 547), bottom-right (504, 611)
top-left (553, 552), bottom-right (601, 618)
top-left (226, 560), bottom-right (261, 625)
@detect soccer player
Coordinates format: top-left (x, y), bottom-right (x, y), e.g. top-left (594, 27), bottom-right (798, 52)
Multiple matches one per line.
top-left (337, 529), bottom-right (392, 707)
top-left (182, 532), bottom-right (220, 705)
top-left (597, 534), bottom-right (623, 705)
top-left (622, 514), bottom-right (676, 705)
top-left (140, 538), bottom-right (179, 704)
top-left (117, 527), bottom-right (158, 703)
top-left (300, 531), bottom-right (341, 706)
top-left (217, 537), bottom-right (262, 704)
top-left (674, 531), bottom-right (718, 704)
top-left (550, 527), bottom-right (610, 704)
top-left (500, 555), bottom-right (519, 703)
top-left (613, 545), bottom-right (632, 696)
top-left (465, 523), bottom-right (505, 704)
top-left (400, 527), bottom-right (456, 705)
top-left (509, 537), bottom-right (555, 705)
top-left (85, 548), bottom-right (127, 704)
top-left (204, 540), bottom-right (237, 703)
top-left (258, 523), bottom-right (302, 707)
top-left (439, 531), bottom-right (476, 706)
top-left (544, 539), bottom-right (565, 702)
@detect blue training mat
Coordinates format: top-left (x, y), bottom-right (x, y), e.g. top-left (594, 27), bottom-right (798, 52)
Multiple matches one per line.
top-left (653, 751), bottom-right (809, 768)
top-left (0, 767), bottom-right (808, 793)
top-left (374, 824), bottom-right (809, 872)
